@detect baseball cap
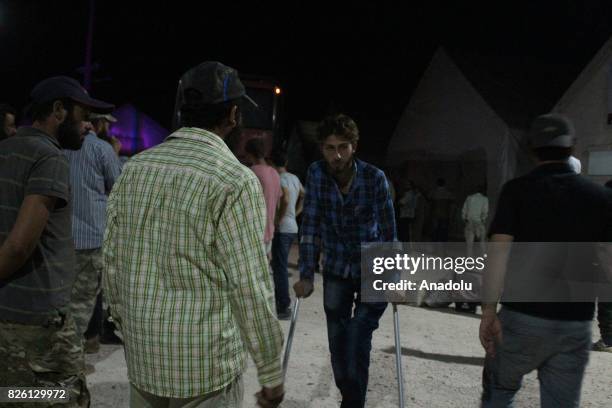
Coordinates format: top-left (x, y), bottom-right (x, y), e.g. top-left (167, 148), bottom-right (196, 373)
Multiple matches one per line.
top-left (30, 76), bottom-right (114, 113)
top-left (176, 61), bottom-right (257, 108)
top-left (89, 113), bottom-right (117, 123)
top-left (527, 113), bottom-right (576, 148)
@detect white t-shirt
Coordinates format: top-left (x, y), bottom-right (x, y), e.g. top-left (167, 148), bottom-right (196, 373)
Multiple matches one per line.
top-left (278, 172), bottom-right (303, 234)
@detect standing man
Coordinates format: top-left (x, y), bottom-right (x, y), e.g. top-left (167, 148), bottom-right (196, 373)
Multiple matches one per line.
top-left (397, 180), bottom-right (420, 242)
top-left (63, 112), bottom-right (122, 352)
top-left (462, 185), bottom-right (488, 257)
top-left (245, 137), bottom-right (282, 258)
top-left (0, 103), bottom-right (17, 140)
top-left (270, 150), bottom-right (304, 319)
top-left (480, 114), bottom-right (612, 406)
top-left (0, 76), bottom-right (114, 406)
top-left (294, 113), bottom-right (396, 408)
top-left (103, 62), bottom-right (284, 407)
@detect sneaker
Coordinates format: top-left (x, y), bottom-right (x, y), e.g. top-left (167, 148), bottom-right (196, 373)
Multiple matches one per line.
top-left (84, 336), bottom-right (100, 354)
top-left (592, 339), bottom-right (612, 353)
top-left (277, 308), bottom-right (292, 321)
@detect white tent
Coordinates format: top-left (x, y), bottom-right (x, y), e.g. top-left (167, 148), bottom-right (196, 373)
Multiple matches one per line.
top-left (553, 37), bottom-right (612, 182)
top-left (386, 48), bottom-right (530, 216)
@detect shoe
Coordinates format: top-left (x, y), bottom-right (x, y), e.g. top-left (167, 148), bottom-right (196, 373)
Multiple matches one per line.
top-left (277, 307), bottom-right (292, 321)
top-left (84, 336), bottom-right (100, 354)
top-left (455, 303), bottom-right (477, 314)
top-left (592, 339), bottom-right (612, 352)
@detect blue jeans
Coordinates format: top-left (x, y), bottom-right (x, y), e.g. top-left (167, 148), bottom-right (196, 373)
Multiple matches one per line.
top-left (482, 307), bottom-right (592, 408)
top-left (271, 232), bottom-right (296, 312)
top-left (323, 275), bottom-right (387, 408)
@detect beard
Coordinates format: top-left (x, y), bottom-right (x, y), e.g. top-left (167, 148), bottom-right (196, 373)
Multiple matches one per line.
top-left (224, 123), bottom-right (244, 150)
top-left (57, 113), bottom-right (84, 150)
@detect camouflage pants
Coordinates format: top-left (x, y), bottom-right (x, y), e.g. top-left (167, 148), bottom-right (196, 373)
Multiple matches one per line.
top-left (70, 249), bottom-right (103, 338)
top-left (0, 312), bottom-right (90, 407)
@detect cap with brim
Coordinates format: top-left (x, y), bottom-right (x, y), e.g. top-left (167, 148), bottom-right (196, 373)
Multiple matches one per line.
top-left (528, 113), bottom-right (576, 148)
top-left (178, 61), bottom-right (258, 108)
top-left (30, 76), bottom-right (115, 113)
top-left (89, 113), bottom-right (117, 123)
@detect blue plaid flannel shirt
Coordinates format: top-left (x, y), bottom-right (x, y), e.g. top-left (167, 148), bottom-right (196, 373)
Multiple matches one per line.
top-left (298, 159), bottom-right (397, 280)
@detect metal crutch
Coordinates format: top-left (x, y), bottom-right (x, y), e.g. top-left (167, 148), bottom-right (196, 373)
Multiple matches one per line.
top-left (282, 297), bottom-right (301, 380)
top-left (393, 303), bottom-right (406, 408)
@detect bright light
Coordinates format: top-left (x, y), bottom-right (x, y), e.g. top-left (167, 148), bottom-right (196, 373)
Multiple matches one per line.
top-left (274, 87), bottom-right (281, 95)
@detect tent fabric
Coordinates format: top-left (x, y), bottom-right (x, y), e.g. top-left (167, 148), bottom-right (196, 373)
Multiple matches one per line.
top-left (386, 48), bottom-right (524, 214)
top-left (109, 104), bottom-right (168, 156)
top-left (554, 36), bottom-right (612, 181)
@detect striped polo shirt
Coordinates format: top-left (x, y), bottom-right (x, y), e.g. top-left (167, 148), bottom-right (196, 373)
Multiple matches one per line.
top-left (0, 127), bottom-right (76, 324)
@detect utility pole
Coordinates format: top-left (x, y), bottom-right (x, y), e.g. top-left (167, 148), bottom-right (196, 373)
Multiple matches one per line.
top-left (84, 0), bottom-right (95, 90)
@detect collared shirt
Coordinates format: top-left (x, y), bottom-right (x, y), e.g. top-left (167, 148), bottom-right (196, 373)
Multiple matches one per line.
top-left (103, 127), bottom-right (283, 398)
top-left (250, 164), bottom-right (281, 243)
top-left (0, 127), bottom-right (76, 324)
top-left (462, 192), bottom-right (488, 223)
top-left (299, 159), bottom-right (396, 281)
top-left (64, 132), bottom-right (122, 250)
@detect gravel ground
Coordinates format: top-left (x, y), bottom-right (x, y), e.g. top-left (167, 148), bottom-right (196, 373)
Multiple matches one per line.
top-left (87, 247), bottom-right (612, 407)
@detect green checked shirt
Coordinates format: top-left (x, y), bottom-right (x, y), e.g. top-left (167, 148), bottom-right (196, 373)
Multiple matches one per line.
top-left (103, 127), bottom-right (284, 398)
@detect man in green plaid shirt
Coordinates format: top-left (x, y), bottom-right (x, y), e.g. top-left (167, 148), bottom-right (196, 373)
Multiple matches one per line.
top-left (103, 62), bottom-right (284, 407)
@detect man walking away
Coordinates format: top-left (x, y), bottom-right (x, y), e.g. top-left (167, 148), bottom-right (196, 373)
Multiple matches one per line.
top-left (270, 150), bottom-right (304, 320)
top-left (103, 61), bottom-right (284, 408)
top-left (480, 113), bottom-right (612, 407)
top-left (245, 137), bottom-right (282, 258)
top-left (294, 113), bottom-right (396, 408)
top-left (0, 76), bottom-right (114, 406)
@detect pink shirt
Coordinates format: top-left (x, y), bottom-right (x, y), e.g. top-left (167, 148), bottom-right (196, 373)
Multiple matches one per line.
top-left (251, 164), bottom-right (282, 243)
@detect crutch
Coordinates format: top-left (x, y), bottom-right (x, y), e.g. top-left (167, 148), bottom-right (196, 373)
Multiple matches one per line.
top-left (282, 297), bottom-right (301, 380)
top-left (393, 303), bottom-right (405, 408)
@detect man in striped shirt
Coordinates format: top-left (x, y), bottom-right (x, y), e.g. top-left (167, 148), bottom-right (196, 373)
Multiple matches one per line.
top-left (103, 62), bottom-right (284, 407)
top-left (63, 113), bottom-right (122, 350)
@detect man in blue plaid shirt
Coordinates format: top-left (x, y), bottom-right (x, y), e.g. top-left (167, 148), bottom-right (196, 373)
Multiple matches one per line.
top-left (294, 114), bottom-right (396, 408)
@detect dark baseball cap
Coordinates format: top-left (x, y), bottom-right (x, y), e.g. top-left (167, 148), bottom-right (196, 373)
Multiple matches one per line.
top-left (527, 113), bottom-right (576, 148)
top-left (30, 76), bottom-right (114, 113)
top-left (177, 61), bottom-right (257, 108)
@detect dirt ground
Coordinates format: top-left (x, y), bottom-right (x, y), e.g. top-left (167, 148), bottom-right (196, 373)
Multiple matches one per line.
top-left (87, 245), bottom-right (612, 407)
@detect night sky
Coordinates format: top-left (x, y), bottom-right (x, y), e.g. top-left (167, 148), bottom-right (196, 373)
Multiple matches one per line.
top-left (2, 0), bottom-right (612, 155)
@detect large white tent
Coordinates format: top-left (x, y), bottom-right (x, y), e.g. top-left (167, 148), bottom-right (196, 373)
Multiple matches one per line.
top-left (386, 48), bottom-right (534, 217)
top-left (553, 37), bottom-right (612, 183)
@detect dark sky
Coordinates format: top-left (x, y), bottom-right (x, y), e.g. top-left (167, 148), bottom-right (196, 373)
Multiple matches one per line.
top-left (2, 0), bottom-right (612, 147)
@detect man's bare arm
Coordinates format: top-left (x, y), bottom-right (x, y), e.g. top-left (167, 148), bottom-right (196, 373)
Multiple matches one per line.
top-left (481, 233), bottom-right (513, 314)
top-left (0, 195), bottom-right (56, 279)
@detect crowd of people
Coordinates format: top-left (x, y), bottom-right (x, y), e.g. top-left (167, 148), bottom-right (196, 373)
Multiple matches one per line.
top-left (0, 61), bottom-right (611, 408)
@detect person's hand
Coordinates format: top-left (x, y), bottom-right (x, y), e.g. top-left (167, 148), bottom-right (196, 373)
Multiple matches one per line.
top-left (255, 384), bottom-right (284, 408)
top-left (479, 310), bottom-right (502, 357)
top-left (293, 279), bottom-right (314, 298)
top-left (110, 136), bottom-right (122, 155)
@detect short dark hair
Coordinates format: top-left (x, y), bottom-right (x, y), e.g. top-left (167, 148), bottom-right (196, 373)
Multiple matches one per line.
top-left (179, 88), bottom-right (241, 129)
top-left (244, 137), bottom-right (265, 160)
top-left (532, 146), bottom-right (572, 161)
top-left (26, 98), bottom-right (74, 122)
top-left (317, 113), bottom-right (359, 144)
top-left (270, 150), bottom-right (287, 167)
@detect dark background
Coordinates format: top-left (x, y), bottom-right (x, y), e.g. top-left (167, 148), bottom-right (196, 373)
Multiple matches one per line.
top-left (1, 0), bottom-right (611, 153)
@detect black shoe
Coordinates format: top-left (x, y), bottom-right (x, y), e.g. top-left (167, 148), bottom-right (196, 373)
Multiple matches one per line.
top-left (277, 307), bottom-right (292, 320)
